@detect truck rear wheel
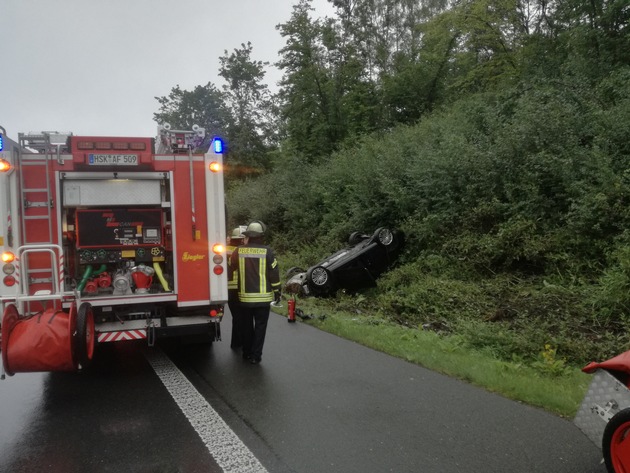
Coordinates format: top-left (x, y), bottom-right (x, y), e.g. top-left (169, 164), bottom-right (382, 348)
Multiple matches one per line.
top-left (75, 302), bottom-right (95, 369)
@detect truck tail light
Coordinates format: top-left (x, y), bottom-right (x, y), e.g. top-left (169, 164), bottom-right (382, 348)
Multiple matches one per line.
top-left (213, 265), bottom-right (224, 275)
top-left (3, 275), bottom-right (16, 286)
top-left (212, 244), bottom-right (224, 254)
top-left (112, 142), bottom-right (129, 150)
top-left (1, 251), bottom-right (15, 263)
top-left (77, 141), bottom-right (94, 150)
top-left (129, 142), bottom-right (146, 151)
top-left (0, 159), bottom-right (11, 172)
top-left (209, 309), bottom-right (219, 317)
top-left (209, 161), bottom-right (222, 173)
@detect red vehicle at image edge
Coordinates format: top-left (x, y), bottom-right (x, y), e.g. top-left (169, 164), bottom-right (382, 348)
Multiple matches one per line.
top-left (576, 350), bottom-right (630, 473)
top-left (0, 124), bottom-right (229, 377)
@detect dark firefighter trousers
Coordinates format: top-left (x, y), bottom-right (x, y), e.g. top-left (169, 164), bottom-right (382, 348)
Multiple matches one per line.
top-left (238, 305), bottom-right (270, 361)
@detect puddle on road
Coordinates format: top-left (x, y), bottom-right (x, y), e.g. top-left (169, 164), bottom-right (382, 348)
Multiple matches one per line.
top-left (0, 372), bottom-right (48, 456)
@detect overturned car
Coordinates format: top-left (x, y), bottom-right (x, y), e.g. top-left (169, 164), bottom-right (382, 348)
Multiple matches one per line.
top-left (285, 228), bottom-right (404, 297)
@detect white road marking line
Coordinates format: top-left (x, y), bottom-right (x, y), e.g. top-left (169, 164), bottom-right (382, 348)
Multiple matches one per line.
top-left (146, 348), bottom-right (268, 473)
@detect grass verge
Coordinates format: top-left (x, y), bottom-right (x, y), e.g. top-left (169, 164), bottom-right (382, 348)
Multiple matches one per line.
top-left (274, 298), bottom-right (592, 418)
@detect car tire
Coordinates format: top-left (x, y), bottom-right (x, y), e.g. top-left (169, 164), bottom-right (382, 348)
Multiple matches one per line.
top-left (285, 267), bottom-right (305, 278)
top-left (306, 266), bottom-right (334, 295)
top-left (75, 302), bottom-right (96, 370)
top-left (348, 232), bottom-right (367, 246)
top-left (603, 407), bottom-right (630, 473)
top-left (373, 228), bottom-right (395, 246)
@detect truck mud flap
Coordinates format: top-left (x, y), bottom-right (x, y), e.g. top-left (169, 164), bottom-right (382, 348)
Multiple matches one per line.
top-left (153, 320), bottom-right (220, 342)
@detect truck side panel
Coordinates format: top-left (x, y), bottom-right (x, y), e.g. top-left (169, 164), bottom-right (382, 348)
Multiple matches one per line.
top-left (0, 136), bottom-right (21, 300)
top-left (172, 156), bottom-right (211, 304)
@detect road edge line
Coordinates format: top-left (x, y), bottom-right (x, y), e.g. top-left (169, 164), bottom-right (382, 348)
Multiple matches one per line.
top-left (146, 347), bottom-right (268, 473)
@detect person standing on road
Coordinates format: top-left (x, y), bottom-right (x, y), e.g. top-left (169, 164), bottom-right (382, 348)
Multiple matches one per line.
top-left (230, 220), bottom-right (281, 364)
top-left (227, 226), bottom-right (246, 349)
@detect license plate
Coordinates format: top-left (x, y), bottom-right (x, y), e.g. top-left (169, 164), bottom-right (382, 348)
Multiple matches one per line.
top-left (88, 154), bottom-right (138, 166)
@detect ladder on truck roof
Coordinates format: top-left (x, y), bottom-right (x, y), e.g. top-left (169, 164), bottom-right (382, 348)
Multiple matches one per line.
top-left (16, 132), bottom-right (72, 313)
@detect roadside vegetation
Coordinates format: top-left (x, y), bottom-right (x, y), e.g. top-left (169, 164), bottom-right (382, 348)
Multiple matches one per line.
top-left (239, 85), bottom-right (630, 380)
top-left (273, 295), bottom-right (590, 418)
top-left (153, 0), bottom-right (630, 415)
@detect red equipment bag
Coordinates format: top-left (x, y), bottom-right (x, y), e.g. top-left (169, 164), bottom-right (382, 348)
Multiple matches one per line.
top-left (1, 303), bottom-right (88, 375)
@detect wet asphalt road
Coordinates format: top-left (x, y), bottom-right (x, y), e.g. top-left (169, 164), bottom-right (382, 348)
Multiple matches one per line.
top-left (0, 342), bottom-right (220, 473)
top-left (172, 311), bottom-right (606, 473)
top-left (0, 309), bottom-right (607, 473)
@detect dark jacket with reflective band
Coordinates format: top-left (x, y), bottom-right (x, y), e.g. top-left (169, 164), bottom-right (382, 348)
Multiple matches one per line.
top-left (230, 243), bottom-right (281, 306)
top-left (226, 245), bottom-right (238, 292)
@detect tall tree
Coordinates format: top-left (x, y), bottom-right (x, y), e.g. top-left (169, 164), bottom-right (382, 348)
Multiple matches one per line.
top-left (153, 83), bottom-right (229, 140)
top-left (219, 42), bottom-right (275, 170)
top-left (331, 0), bottom-right (426, 78)
top-left (276, 0), bottom-right (386, 160)
top-left (448, 0), bottom-right (525, 93)
top-left (553, 0), bottom-right (630, 73)
top-left (276, 0), bottom-right (335, 161)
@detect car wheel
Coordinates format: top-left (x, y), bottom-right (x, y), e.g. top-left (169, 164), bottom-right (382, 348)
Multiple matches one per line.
top-left (348, 232), bottom-right (367, 246)
top-left (603, 408), bottom-right (630, 473)
top-left (306, 266), bottom-right (333, 294)
top-left (373, 228), bottom-right (394, 246)
top-left (285, 267), bottom-right (305, 279)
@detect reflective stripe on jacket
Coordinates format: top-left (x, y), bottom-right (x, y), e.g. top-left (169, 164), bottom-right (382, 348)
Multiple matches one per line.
top-left (227, 245), bottom-right (238, 291)
top-left (231, 243), bottom-right (281, 306)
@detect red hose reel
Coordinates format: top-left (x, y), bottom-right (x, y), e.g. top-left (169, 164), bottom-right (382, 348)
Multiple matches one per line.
top-left (1, 301), bottom-right (95, 376)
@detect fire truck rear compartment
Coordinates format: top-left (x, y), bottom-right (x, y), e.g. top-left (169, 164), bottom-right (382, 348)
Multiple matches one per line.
top-left (61, 175), bottom-right (173, 299)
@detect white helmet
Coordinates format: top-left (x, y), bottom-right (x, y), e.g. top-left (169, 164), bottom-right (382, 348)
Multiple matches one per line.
top-left (243, 220), bottom-right (266, 237)
top-left (230, 226), bottom-right (245, 240)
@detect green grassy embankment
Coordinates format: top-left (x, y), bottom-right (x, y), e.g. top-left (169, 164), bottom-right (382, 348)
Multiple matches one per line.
top-left (274, 296), bottom-right (591, 418)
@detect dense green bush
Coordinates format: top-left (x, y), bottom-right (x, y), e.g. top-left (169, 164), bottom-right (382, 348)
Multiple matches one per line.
top-left (227, 68), bottom-right (630, 368)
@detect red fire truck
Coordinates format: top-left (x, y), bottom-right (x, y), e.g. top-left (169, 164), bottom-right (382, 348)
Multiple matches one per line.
top-left (0, 124), bottom-right (228, 377)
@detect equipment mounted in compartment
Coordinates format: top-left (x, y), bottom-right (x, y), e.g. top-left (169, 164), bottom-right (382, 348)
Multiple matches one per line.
top-left (76, 208), bottom-right (163, 248)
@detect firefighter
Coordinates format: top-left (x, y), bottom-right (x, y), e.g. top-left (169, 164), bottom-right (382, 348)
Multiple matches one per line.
top-left (227, 226), bottom-right (246, 349)
top-left (230, 220), bottom-right (281, 364)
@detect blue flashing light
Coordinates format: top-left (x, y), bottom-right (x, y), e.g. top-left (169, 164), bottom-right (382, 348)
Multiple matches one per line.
top-left (0, 134), bottom-right (3, 151)
top-left (212, 137), bottom-right (224, 154)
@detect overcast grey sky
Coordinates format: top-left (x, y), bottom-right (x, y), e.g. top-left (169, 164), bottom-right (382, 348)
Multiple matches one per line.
top-left (1, 0), bottom-right (334, 139)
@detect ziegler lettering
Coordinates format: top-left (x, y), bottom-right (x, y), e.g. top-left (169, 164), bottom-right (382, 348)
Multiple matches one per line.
top-left (182, 252), bottom-right (205, 262)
